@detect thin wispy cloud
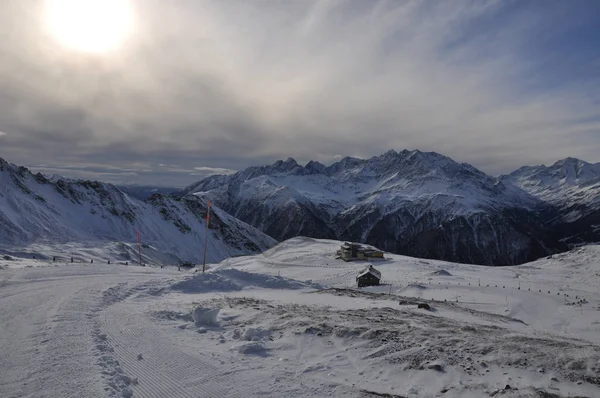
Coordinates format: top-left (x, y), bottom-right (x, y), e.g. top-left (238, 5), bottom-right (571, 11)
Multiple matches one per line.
top-left (0, 0), bottom-right (598, 184)
top-left (28, 163), bottom-right (211, 187)
top-left (192, 167), bottom-right (237, 176)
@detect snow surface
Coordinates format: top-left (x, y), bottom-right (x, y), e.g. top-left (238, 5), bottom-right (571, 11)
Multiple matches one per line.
top-left (2, 238), bottom-right (600, 397)
top-left (0, 159), bottom-right (276, 266)
top-left (504, 158), bottom-right (600, 210)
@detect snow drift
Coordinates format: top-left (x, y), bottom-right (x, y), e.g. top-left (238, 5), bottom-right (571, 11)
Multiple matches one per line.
top-left (192, 306), bottom-right (220, 327)
top-left (170, 268), bottom-right (320, 293)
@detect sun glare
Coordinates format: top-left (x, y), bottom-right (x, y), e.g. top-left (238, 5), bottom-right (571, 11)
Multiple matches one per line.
top-left (45, 0), bottom-right (133, 54)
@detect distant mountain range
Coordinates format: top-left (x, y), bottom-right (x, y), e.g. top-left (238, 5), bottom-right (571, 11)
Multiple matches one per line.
top-left (0, 158), bottom-right (275, 264)
top-left (503, 157), bottom-right (600, 246)
top-left (180, 150), bottom-right (600, 265)
top-left (117, 185), bottom-right (179, 201)
top-left (2, 151), bottom-right (598, 266)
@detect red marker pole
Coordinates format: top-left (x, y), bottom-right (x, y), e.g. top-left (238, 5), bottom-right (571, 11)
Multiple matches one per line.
top-left (137, 229), bottom-right (143, 267)
top-left (202, 201), bottom-right (211, 273)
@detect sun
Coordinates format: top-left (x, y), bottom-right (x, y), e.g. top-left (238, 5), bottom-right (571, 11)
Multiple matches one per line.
top-left (45, 0), bottom-right (134, 54)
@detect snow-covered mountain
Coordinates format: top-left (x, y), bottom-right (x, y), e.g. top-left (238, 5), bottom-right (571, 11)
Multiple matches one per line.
top-left (117, 184), bottom-right (178, 200)
top-left (0, 158), bottom-right (276, 264)
top-left (504, 158), bottom-right (600, 206)
top-left (181, 150), bottom-right (565, 265)
top-left (503, 157), bottom-right (600, 244)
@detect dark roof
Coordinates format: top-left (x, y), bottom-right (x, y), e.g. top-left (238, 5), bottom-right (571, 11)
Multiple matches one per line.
top-left (357, 265), bottom-right (381, 280)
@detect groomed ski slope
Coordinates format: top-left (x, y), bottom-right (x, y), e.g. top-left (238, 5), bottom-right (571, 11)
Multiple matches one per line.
top-left (1, 238), bottom-right (600, 397)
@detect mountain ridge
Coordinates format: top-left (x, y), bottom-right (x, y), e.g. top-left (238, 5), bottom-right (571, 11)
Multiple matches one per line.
top-left (501, 157), bottom-right (600, 245)
top-left (179, 149), bottom-right (575, 265)
top-left (0, 158), bottom-right (276, 264)
top-left (5, 150), bottom-right (598, 266)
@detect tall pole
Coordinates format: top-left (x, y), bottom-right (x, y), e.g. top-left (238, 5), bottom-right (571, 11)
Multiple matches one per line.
top-left (202, 201), bottom-right (211, 273)
top-left (137, 229), bottom-right (143, 267)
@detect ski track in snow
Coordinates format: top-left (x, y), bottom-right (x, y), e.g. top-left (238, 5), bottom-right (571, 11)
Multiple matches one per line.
top-left (99, 289), bottom-right (245, 398)
top-left (0, 265), bottom-right (247, 398)
top-left (0, 266), bottom-right (159, 398)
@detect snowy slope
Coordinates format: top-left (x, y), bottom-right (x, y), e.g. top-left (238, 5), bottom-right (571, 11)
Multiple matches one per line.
top-left (117, 184), bottom-right (179, 200)
top-left (222, 237), bottom-right (600, 341)
top-left (0, 158), bottom-right (276, 265)
top-left (4, 238), bottom-right (597, 396)
top-left (180, 150), bottom-right (563, 265)
top-left (504, 158), bottom-right (600, 244)
top-left (168, 238), bottom-right (600, 397)
top-left (504, 157), bottom-right (600, 210)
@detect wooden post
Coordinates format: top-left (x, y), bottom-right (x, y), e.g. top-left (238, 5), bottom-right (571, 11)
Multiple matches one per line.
top-left (137, 230), bottom-right (143, 267)
top-left (202, 201), bottom-right (211, 273)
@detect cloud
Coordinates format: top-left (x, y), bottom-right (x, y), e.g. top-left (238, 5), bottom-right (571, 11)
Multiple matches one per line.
top-left (0, 131), bottom-right (6, 137)
top-left (193, 167), bottom-right (237, 176)
top-left (0, 0), bottom-right (599, 185)
top-left (26, 162), bottom-right (237, 187)
top-left (28, 163), bottom-right (192, 187)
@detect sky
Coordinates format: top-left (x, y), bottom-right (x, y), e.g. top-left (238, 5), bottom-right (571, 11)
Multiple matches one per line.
top-left (0, 0), bottom-right (599, 187)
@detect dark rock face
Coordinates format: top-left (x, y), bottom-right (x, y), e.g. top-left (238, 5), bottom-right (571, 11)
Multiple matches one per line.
top-left (337, 205), bottom-right (563, 266)
top-left (555, 207), bottom-right (600, 245)
top-left (235, 201), bottom-right (335, 241)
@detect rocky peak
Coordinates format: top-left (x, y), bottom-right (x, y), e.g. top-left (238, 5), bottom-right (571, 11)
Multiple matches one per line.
top-left (0, 157), bottom-right (19, 173)
top-left (509, 157), bottom-right (600, 188)
top-left (274, 157), bottom-right (298, 166)
top-left (550, 157), bottom-right (599, 182)
top-left (304, 160), bottom-right (327, 175)
top-left (270, 157), bottom-right (306, 175)
top-left (552, 157), bottom-right (588, 168)
top-left (381, 149), bottom-right (399, 158)
top-left (326, 156), bottom-right (365, 175)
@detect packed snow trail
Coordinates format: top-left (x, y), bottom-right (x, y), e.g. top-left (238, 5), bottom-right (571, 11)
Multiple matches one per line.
top-left (99, 298), bottom-right (244, 398)
top-left (0, 264), bottom-right (244, 398)
top-left (0, 266), bottom-right (117, 397)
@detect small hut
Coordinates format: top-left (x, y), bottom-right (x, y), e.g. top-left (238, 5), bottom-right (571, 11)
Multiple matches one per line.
top-left (340, 242), bottom-right (362, 261)
top-left (356, 265), bottom-right (381, 287)
top-left (338, 242), bottom-right (385, 262)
